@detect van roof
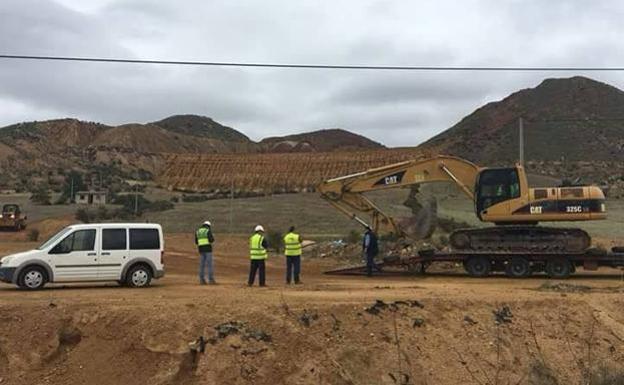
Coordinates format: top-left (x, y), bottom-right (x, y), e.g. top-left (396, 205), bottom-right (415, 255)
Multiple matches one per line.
top-left (67, 223), bottom-right (162, 230)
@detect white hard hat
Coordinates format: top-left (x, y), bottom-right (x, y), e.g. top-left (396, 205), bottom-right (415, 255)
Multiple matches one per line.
top-left (204, 221), bottom-right (211, 226)
top-left (254, 225), bottom-right (265, 232)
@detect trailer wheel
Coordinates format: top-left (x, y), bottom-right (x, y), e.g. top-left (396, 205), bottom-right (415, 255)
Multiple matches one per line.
top-left (505, 257), bottom-right (531, 278)
top-left (546, 258), bottom-right (571, 279)
top-left (465, 256), bottom-right (491, 277)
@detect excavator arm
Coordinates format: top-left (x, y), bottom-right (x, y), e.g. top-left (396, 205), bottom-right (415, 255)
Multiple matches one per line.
top-left (318, 155), bottom-right (481, 236)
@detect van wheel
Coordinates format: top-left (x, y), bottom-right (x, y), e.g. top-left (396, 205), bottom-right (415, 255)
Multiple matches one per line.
top-left (546, 258), bottom-right (571, 279)
top-left (126, 265), bottom-right (152, 288)
top-left (465, 256), bottom-right (491, 277)
top-left (18, 266), bottom-right (47, 290)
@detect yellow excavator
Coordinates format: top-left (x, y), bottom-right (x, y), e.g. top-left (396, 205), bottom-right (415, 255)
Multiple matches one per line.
top-left (318, 155), bottom-right (606, 253)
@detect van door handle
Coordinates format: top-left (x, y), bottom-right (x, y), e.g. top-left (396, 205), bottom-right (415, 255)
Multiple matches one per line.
top-left (101, 252), bottom-right (110, 256)
top-left (87, 252), bottom-right (96, 256)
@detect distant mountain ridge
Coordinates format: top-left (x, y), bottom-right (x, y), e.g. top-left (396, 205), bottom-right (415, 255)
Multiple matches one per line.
top-left (417, 76), bottom-right (624, 165)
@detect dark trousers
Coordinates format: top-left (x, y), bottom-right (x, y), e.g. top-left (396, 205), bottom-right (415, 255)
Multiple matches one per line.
top-left (248, 259), bottom-right (266, 286)
top-left (286, 255), bottom-right (301, 283)
top-left (366, 253), bottom-right (377, 277)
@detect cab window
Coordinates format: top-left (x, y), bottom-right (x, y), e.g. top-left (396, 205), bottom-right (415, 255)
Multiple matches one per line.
top-left (476, 168), bottom-right (521, 215)
top-left (50, 229), bottom-right (96, 254)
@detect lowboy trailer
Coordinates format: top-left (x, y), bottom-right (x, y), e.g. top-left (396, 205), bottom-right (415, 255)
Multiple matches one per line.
top-left (325, 247), bottom-right (624, 278)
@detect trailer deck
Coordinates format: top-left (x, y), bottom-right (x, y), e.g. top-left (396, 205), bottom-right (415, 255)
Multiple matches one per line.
top-left (325, 248), bottom-right (624, 278)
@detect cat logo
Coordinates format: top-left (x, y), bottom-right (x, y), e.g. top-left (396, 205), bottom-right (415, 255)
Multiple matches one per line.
top-left (373, 171), bottom-right (406, 186)
top-left (530, 206), bottom-right (543, 214)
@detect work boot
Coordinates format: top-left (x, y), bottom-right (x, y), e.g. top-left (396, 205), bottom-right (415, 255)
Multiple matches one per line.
top-left (208, 280), bottom-right (217, 285)
top-left (200, 281), bottom-right (207, 285)
top-left (295, 281), bottom-right (302, 285)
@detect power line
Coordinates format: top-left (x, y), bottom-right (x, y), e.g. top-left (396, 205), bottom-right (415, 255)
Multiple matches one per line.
top-left (1, 54), bottom-right (624, 71)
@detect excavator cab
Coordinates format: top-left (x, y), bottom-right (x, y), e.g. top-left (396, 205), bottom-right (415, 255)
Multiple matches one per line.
top-left (475, 167), bottom-right (521, 220)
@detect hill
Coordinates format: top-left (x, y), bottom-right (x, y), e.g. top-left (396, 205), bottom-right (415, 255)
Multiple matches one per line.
top-left (260, 128), bottom-right (384, 152)
top-left (152, 115), bottom-right (252, 142)
top-left (0, 116), bottom-right (383, 191)
top-left (419, 76), bottom-right (624, 165)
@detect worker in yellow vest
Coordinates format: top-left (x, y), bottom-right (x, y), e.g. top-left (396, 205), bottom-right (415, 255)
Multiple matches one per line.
top-left (248, 225), bottom-right (269, 287)
top-left (283, 226), bottom-right (302, 284)
top-left (195, 221), bottom-right (216, 285)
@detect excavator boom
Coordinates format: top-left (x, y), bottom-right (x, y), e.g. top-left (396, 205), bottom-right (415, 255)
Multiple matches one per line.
top-left (318, 155), bottom-right (480, 235)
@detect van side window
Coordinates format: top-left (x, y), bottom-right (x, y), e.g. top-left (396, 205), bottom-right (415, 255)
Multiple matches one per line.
top-left (50, 230), bottom-right (96, 254)
top-left (102, 229), bottom-right (127, 250)
top-left (129, 229), bottom-right (160, 250)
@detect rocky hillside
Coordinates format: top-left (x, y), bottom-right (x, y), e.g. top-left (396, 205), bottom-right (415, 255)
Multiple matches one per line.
top-left (419, 76), bottom-right (624, 165)
top-left (0, 116), bottom-right (383, 191)
top-left (260, 128), bottom-right (384, 153)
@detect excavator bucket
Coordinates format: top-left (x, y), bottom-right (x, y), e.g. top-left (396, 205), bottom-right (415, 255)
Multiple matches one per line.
top-left (399, 186), bottom-right (438, 240)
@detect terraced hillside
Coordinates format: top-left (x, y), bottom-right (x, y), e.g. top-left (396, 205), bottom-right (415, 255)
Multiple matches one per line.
top-left (158, 149), bottom-right (423, 193)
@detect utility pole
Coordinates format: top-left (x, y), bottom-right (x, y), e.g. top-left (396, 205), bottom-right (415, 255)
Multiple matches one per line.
top-left (229, 179), bottom-right (234, 233)
top-left (134, 184), bottom-right (139, 216)
top-left (70, 178), bottom-right (74, 203)
top-left (519, 117), bottom-right (525, 166)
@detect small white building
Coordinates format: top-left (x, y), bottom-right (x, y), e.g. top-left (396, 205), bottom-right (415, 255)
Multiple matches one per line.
top-left (75, 191), bottom-right (107, 205)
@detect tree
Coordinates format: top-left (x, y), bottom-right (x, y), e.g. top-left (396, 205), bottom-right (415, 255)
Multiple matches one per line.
top-left (56, 171), bottom-right (87, 204)
top-left (30, 185), bottom-right (52, 205)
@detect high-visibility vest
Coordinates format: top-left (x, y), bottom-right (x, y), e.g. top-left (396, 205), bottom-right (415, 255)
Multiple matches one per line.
top-left (196, 227), bottom-right (211, 246)
top-left (283, 232), bottom-right (302, 256)
top-left (250, 233), bottom-right (267, 260)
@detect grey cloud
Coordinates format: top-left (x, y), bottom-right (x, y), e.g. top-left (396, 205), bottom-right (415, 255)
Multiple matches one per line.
top-left (1, 0), bottom-right (624, 147)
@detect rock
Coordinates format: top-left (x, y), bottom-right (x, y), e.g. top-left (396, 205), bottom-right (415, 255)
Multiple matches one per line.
top-left (365, 300), bottom-right (388, 315)
top-left (463, 315), bottom-right (478, 325)
top-left (299, 309), bottom-right (319, 327)
top-left (412, 318), bottom-right (425, 328)
top-left (493, 305), bottom-right (513, 324)
top-left (214, 321), bottom-right (245, 338)
top-left (244, 329), bottom-right (272, 343)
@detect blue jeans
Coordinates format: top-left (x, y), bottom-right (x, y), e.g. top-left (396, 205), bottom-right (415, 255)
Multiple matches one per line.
top-left (286, 255), bottom-right (301, 283)
top-left (199, 252), bottom-right (214, 283)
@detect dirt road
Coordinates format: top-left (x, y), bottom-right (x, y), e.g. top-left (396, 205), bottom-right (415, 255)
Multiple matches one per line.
top-left (1, 234), bottom-right (624, 384)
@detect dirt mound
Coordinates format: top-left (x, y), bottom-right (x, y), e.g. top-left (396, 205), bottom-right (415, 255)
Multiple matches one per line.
top-left (158, 148), bottom-right (423, 193)
top-left (1, 297), bottom-right (623, 385)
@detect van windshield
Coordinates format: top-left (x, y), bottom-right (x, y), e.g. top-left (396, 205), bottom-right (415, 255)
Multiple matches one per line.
top-left (38, 227), bottom-right (73, 250)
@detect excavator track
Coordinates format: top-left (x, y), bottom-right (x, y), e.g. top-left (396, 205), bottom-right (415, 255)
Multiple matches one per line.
top-left (449, 226), bottom-right (591, 253)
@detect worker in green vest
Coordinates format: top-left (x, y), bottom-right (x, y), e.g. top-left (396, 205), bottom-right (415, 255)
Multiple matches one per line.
top-left (195, 221), bottom-right (216, 285)
top-left (283, 226), bottom-right (302, 284)
top-left (248, 225), bottom-right (269, 287)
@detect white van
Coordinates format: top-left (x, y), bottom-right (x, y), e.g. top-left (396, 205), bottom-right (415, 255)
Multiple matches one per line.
top-left (0, 223), bottom-right (165, 289)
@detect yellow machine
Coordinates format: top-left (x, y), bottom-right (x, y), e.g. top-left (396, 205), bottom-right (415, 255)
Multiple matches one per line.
top-left (318, 155), bottom-right (606, 252)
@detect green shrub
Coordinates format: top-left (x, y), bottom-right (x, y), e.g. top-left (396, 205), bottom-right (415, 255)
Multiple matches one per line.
top-left (181, 194), bottom-right (209, 203)
top-left (27, 229), bottom-right (40, 242)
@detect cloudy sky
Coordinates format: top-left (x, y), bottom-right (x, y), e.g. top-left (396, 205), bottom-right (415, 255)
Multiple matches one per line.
top-left (1, 0), bottom-right (623, 146)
